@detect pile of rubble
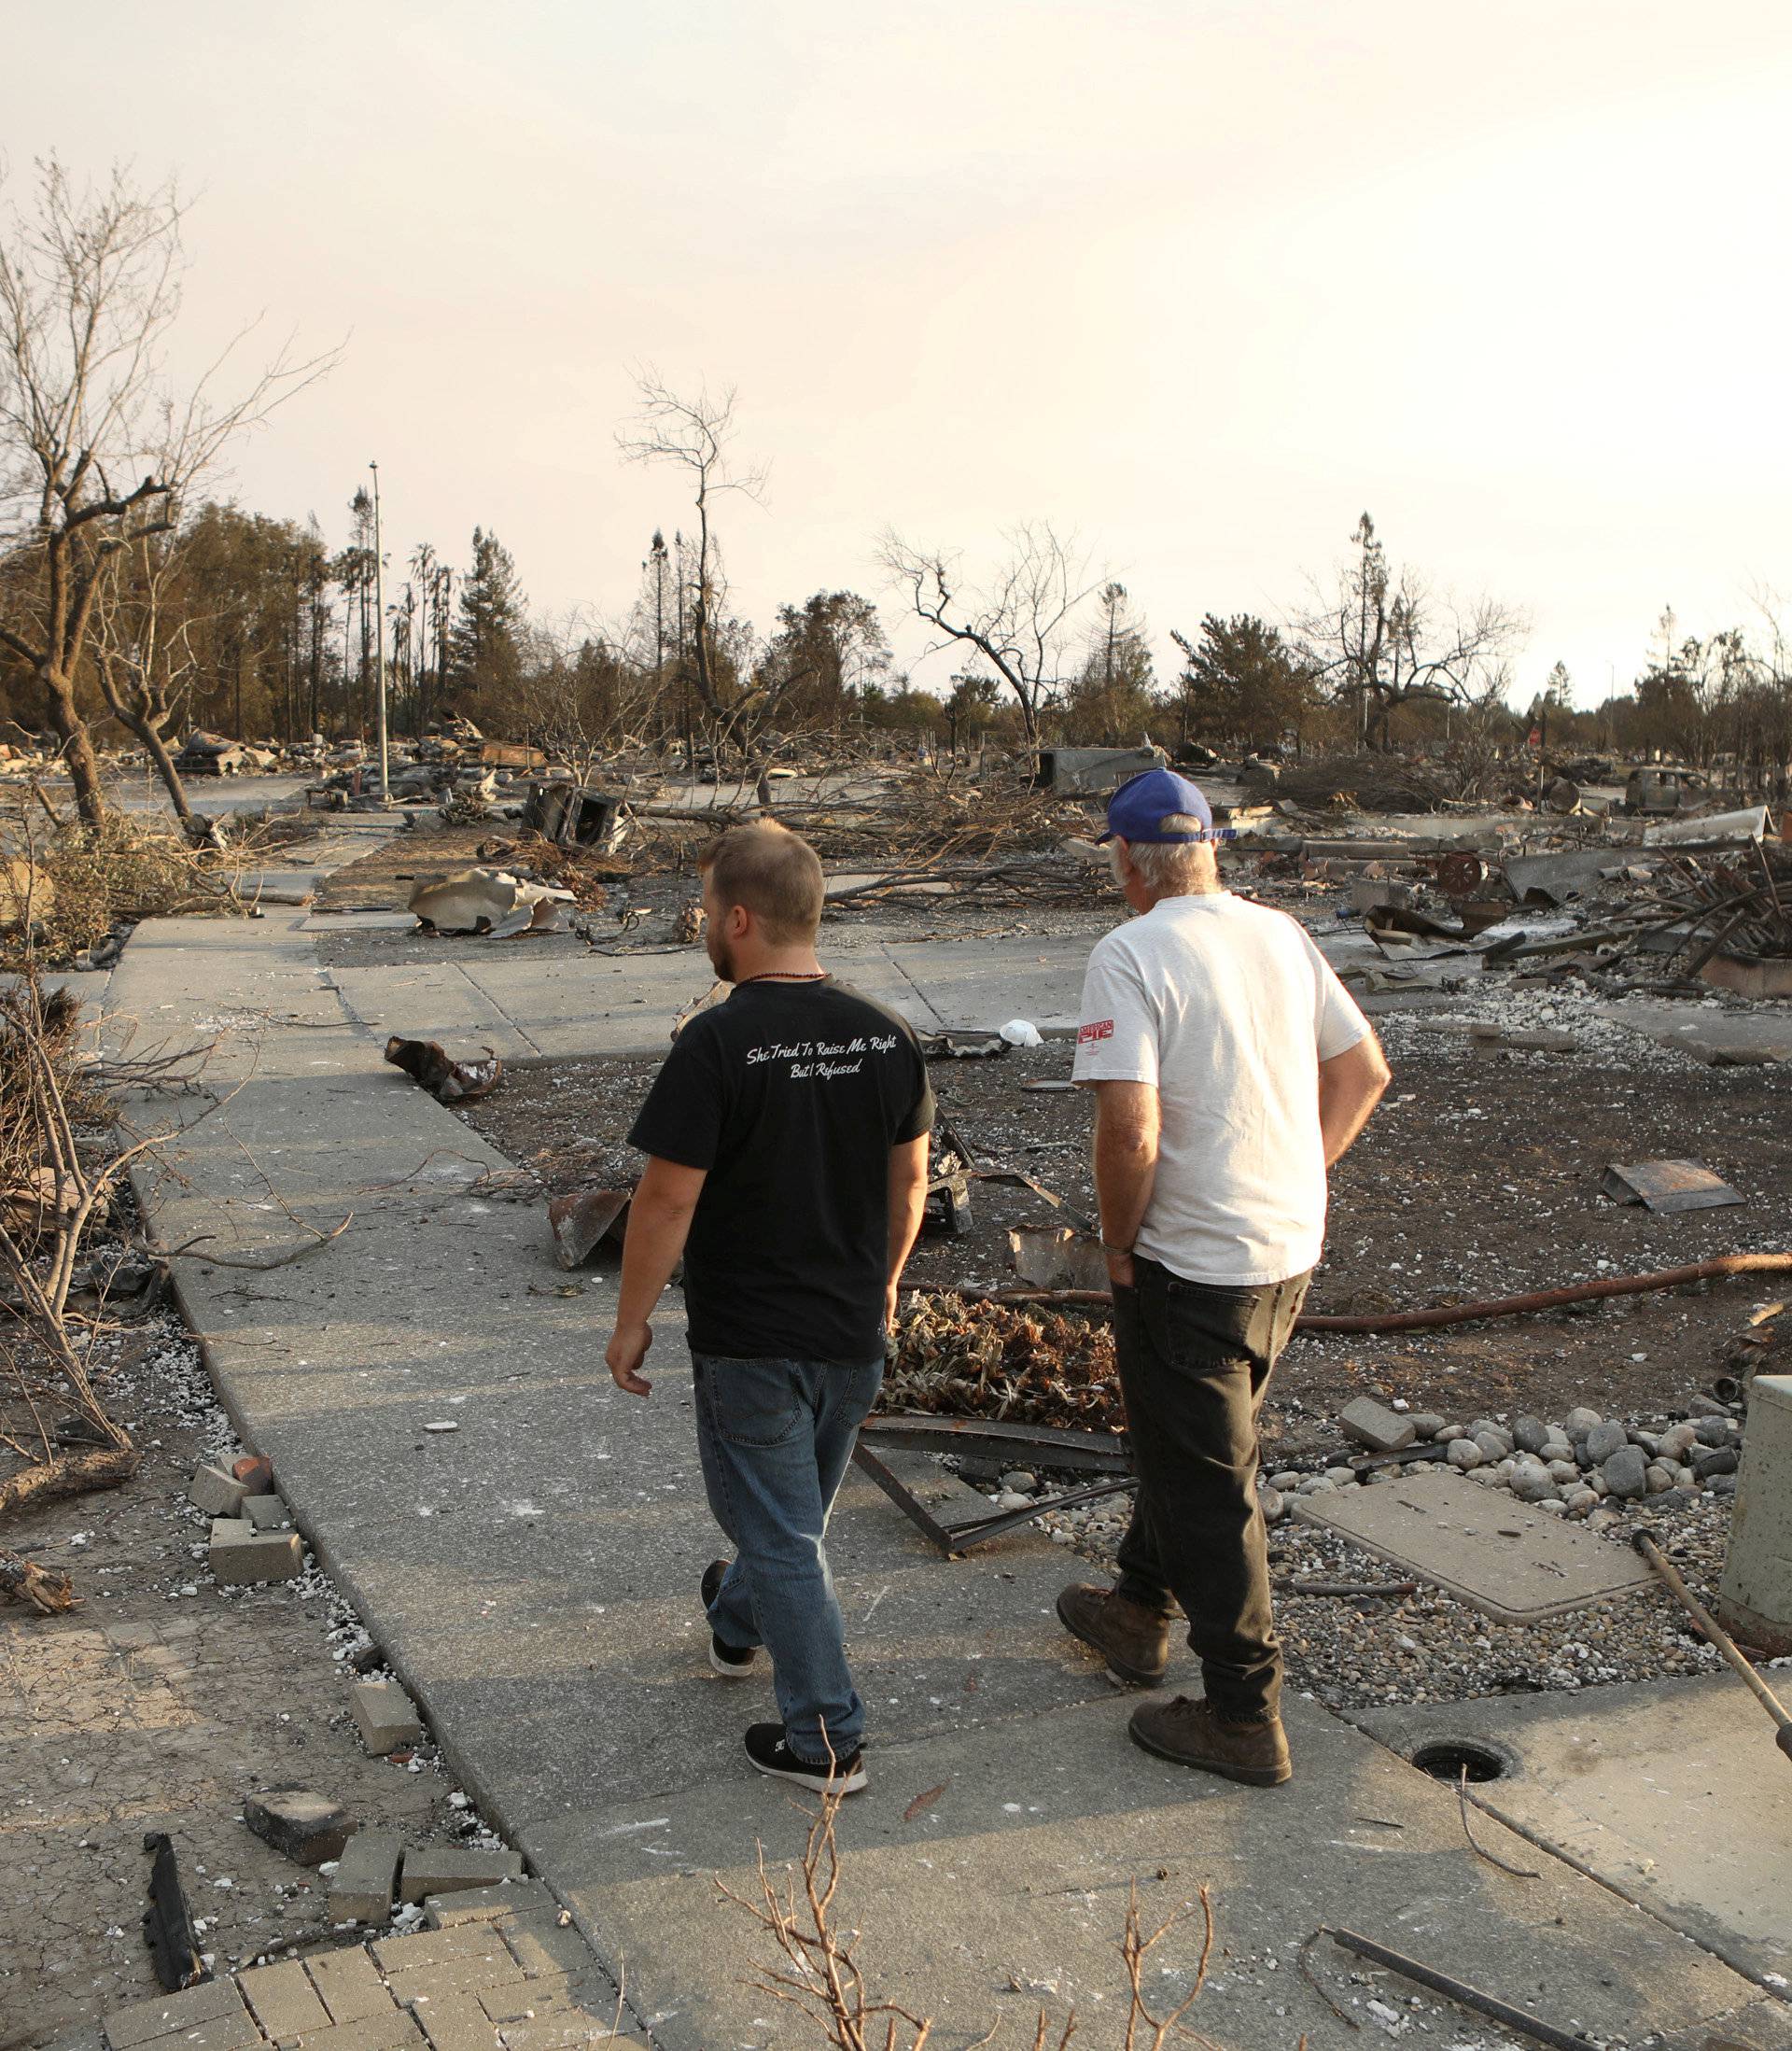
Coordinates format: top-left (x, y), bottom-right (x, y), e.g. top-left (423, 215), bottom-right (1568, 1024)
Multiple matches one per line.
top-left (882, 1293), bottom-right (1121, 1433)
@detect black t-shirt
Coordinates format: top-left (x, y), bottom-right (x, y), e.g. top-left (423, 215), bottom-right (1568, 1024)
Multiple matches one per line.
top-left (627, 976), bottom-right (935, 1362)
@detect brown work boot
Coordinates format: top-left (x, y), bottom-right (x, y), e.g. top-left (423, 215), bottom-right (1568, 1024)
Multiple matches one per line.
top-left (1055, 1582), bottom-right (1169, 1687)
top-left (1127, 1695), bottom-right (1292, 1785)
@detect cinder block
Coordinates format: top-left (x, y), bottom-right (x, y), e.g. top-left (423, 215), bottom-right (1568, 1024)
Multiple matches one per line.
top-left (209, 1516), bottom-right (304, 1583)
top-left (425, 1878), bottom-right (554, 1929)
top-left (245, 1787), bottom-right (355, 1865)
top-left (1337, 1397), bottom-right (1416, 1455)
top-left (243, 1492), bottom-right (289, 1530)
top-left (353, 1679), bottom-right (424, 1754)
top-left (330, 1830), bottom-right (404, 1925)
top-left (398, 1846), bottom-right (524, 1903)
top-left (497, 1911), bottom-right (595, 1982)
top-left (308, 1943), bottom-right (400, 2023)
top-left (240, 1955), bottom-right (332, 2039)
top-left (189, 1460), bottom-right (249, 1516)
top-left (104, 1977), bottom-right (247, 2049)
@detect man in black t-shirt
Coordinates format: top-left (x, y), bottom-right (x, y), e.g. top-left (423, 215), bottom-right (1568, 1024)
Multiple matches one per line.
top-left (606, 822), bottom-right (933, 1795)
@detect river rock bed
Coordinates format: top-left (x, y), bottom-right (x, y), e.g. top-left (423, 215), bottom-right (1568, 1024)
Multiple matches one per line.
top-left (1032, 1465), bottom-right (1746, 1709)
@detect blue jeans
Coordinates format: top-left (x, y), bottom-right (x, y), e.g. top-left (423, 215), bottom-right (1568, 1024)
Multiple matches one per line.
top-left (692, 1352), bottom-right (884, 1764)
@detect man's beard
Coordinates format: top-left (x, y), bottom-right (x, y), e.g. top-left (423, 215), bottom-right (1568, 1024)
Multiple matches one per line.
top-left (706, 927), bottom-right (736, 983)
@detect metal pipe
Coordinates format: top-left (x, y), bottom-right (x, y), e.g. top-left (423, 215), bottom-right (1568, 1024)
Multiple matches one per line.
top-left (1631, 1529), bottom-right (1792, 1760)
top-left (1323, 1928), bottom-right (1599, 2051)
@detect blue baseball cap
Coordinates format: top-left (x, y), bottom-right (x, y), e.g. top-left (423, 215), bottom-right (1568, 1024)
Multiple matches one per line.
top-left (1096, 766), bottom-right (1215, 844)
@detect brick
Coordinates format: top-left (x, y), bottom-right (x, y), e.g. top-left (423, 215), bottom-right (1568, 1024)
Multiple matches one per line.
top-left (352, 1679), bottom-right (423, 1754)
top-left (411, 1996), bottom-right (502, 2051)
top-left (388, 1957), bottom-right (524, 2009)
top-left (290, 2015), bottom-right (423, 2049)
top-left (374, 1924), bottom-right (518, 1978)
top-left (155, 2015), bottom-right (262, 2051)
top-left (244, 1492), bottom-right (290, 1530)
top-left (210, 1516), bottom-right (304, 1583)
top-left (425, 1880), bottom-right (554, 1930)
top-left (241, 1956), bottom-right (333, 2038)
top-left (496, 1914), bottom-right (594, 1983)
top-left (104, 1977), bottom-right (246, 2049)
top-left (1337, 1396), bottom-right (1416, 1455)
top-left (330, 1831), bottom-right (403, 1925)
top-left (245, 1788), bottom-right (356, 1866)
top-left (307, 1945), bottom-right (399, 2024)
top-left (397, 1846), bottom-right (524, 1903)
top-left (189, 1460), bottom-right (249, 1515)
top-left (232, 1454), bottom-right (274, 1492)
top-left (478, 1974), bottom-right (594, 2025)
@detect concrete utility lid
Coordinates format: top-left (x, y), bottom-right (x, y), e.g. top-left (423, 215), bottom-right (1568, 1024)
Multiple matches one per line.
top-left (1292, 1466), bottom-right (1653, 1623)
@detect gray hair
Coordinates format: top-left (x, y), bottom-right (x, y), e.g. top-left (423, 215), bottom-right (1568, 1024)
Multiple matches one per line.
top-left (1110, 815), bottom-right (1222, 897)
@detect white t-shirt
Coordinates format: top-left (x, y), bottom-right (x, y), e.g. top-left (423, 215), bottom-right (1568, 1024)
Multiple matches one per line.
top-left (1071, 892), bottom-right (1370, 1285)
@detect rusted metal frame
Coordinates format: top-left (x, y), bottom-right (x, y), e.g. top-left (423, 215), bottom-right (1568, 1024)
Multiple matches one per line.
top-left (861, 1412), bottom-right (1132, 1471)
top-left (1631, 1529), bottom-right (1792, 1758)
top-left (851, 1440), bottom-right (1137, 1558)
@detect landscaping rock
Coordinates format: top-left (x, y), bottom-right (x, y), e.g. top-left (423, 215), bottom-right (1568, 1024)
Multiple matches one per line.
top-left (1512, 1415), bottom-right (1550, 1455)
top-left (1564, 1406), bottom-right (1603, 1435)
top-left (1339, 1397), bottom-right (1416, 1454)
top-left (1602, 1445), bottom-right (1649, 1499)
top-left (1267, 1470), bottom-right (1303, 1492)
top-left (244, 1789), bottom-right (355, 1866)
top-left (1691, 1444), bottom-right (1740, 1481)
top-left (1446, 1438), bottom-right (1483, 1470)
top-left (1260, 1486), bottom-right (1286, 1524)
top-left (1693, 1416), bottom-right (1740, 1448)
top-left (1585, 1419), bottom-right (1630, 1465)
top-left (1687, 1394), bottom-right (1730, 1418)
top-left (1000, 1470), bottom-right (1038, 1494)
top-left (1407, 1412), bottom-right (1448, 1440)
top-left (1658, 1423), bottom-right (1700, 1461)
top-left (1547, 1459), bottom-right (1579, 1483)
top-left (1511, 1467), bottom-right (1559, 1504)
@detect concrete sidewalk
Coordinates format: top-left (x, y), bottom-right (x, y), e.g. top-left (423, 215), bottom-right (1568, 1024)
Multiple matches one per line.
top-left (99, 906), bottom-right (1792, 2048)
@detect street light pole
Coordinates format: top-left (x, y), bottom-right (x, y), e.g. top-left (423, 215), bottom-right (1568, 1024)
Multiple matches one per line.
top-left (370, 460), bottom-right (389, 801)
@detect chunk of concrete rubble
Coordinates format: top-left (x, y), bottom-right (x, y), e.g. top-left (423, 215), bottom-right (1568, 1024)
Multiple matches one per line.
top-left (189, 1460), bottom-right (248, 1516)
top-left (241, 1493), bottom-right (287, 1531)
top-left (330, 1828), bottom-right (403, 1923)
top-left (399, 1844), bottom-right (526, 1903)
top-left (353, 1678), bottom-right (424, 1753)
top-left (244, 1789), bottom-right (356, 1866)
top-left (208, 1517), bottom-right (303, 1583)
top-left (1338, 1397), bottom-right (1415, 1454)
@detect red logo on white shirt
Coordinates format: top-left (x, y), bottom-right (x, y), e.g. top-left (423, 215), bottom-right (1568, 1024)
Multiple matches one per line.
top-left (1078, 1018), bottom-right (1114, 1046)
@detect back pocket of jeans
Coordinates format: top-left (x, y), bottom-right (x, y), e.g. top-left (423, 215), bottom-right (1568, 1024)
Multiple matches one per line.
top-left (698, 1357), bottom-right (805, 1448)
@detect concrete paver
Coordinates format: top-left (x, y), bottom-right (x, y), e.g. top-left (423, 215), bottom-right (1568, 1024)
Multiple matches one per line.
top-left (239, 1959), bottom-right (333, 2039)
top-left (103, 1978), bottom-right (249, 2049)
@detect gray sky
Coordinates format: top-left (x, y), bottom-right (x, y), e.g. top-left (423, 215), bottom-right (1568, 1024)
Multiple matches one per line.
top-left (6, 1), bottom-right (1790, 706)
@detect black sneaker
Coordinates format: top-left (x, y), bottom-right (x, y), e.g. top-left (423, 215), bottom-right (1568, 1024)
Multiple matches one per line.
top-left (701, 1558), bottom-right (757, 1679)
top-left (744, 1721), bottom-right (867, 1794)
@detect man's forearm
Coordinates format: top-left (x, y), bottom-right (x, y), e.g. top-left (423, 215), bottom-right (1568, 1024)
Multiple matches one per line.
top-left (1094, 1122), bottom-right (1157, 1250)
top-left (887, 1177), bottom-right (926, 1284)
top-left (616, 1197), bottom-right (695, 1328)
top-left (1319, 1077), bottom-right (1381, 1167)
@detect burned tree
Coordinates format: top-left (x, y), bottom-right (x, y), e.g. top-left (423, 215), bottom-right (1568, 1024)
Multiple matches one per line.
top-left (878, 523), bottom-right (1099, 751)
top-left (1297, 513), bottom-right (1520, 751)
top-left (617, 372), bottom-right (766, 725)
top-left (0, 158), bottom-right (332, 824)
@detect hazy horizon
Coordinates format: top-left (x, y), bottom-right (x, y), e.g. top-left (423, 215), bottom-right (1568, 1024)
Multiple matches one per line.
top-left (7, 1), bottom-right (1791, 711)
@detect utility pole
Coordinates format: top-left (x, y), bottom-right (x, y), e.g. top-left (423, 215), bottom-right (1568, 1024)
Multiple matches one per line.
top-left (651, 529), bottom-right (667, 681)
top-left (370, 460), bottom-right (389, 799)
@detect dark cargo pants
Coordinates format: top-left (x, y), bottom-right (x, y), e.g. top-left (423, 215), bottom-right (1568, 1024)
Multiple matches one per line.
top-left (1112, 1257), bottom-right (1311, 1722)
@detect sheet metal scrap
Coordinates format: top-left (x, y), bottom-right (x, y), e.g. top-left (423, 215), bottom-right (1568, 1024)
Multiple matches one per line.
top-left (1601, 1159), bottom-right (1743, 1214)
top-left (407, 865), bottom-right (575, 937)
top-left (382, 1036), bottom-right (503, 1103)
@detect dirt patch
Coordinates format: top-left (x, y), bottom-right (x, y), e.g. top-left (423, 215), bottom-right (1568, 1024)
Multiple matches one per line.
top-left (460, 1025), bottom-right (1792, 1432)
top-left (0, 1313), bottom-right (493, 2051)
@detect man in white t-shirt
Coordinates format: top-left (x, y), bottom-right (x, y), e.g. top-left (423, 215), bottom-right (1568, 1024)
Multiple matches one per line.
top-left (1058, 767), bottom-right (1390, 1786)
